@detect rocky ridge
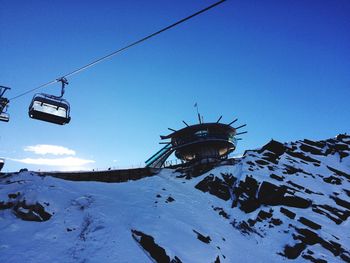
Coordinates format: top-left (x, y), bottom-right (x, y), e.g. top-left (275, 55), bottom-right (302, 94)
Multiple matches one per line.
top-left (193, 134), bottom-right (350, 262)
top-left (0, 134), bottom-right (349, 262)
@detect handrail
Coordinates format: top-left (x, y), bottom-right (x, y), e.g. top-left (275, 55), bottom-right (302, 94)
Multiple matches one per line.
top-left (145, 143), bottom-right (172, 164)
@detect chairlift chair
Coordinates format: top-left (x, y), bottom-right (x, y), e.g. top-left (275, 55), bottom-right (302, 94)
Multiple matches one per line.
top-left (0, 111), bottom-right (9, 122)
top-left (28, 94), bottom-right (71, 125)
top-left (0, 86), bottom-right (10, 123)
top-left (28, 78), bottom-right (71, 125)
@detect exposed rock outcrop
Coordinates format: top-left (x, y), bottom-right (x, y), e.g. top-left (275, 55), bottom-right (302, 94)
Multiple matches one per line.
top-left (194, 134), bottom-right (350, 262)
top-left (131, 229), bottom-right (182, 263)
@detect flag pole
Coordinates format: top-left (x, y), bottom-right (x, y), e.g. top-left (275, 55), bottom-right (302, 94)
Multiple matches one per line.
top-left (194, 103), bottom-right (201, 124)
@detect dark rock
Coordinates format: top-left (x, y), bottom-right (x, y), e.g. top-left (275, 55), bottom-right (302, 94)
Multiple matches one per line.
top-left (193, 229), bottom-right (211, 244)
top-left (131, 229), bottom-right (178, 263)
top-left (300, 143), bottom-right (324, 156)
top-left (319, 239), bottom-right (344, 257)
top-left (334, 143), bottom-right (349, 151)
top-left (302, 139), bottom-right (326, 149)
top-left (345, 189), bottom-right (350, 198)
top-left (306, 249), bottom-right (314, 255)
top-left (302, 254), bottom-right (327, 263)
top-left (323, 176), bottom-right (342, 185)
top-left (286, 150), bottom-right (321, 164)
top-left (166, 196), bottom-right (175, 203)
top-left (248, 210), bottom-right (277, 227)
top-left (214, 255), bottom-right (220, 263)
top-left (195, 175), bottom-right (231, 201)
top-left (255, 159), bottom-right (270, 166)
top-left (298, 217), bottom-right (321, 230)
top-left (259, 140), bottom-right (286, 156)
top-left (257, 181), bottom-right (286, 206)
top-left (13, 201), bottom-right (52, 222)
top-left (188, 163), bottom-right (217, 178)
top-left (246, 161), bottom-right (255, 166)
top-left (286, 180), bottom-right (305, 190)
top-left (295, 228), bottom-right (321, 245)
top-left (256, 210), bottom-right (272, 221)
top-left (261, 151), bottom-right (280, 164)
top-left (270, 173), bottom-right (284, 181)
top-left (270, 218), bottom-right (282, 226)
top-left (233, 176), bottom-right (261, 212)
top-left (280, 207), bottom-right (296, 219)
top-left (282, 195), bottom-right (311, 209)
top-left (327, 166), bottom-right (350, 180)
top-left (312, 206), bottom-right (342, 225)
top-left (238, 196), bottom-right (260, 213)
top-left (282, 242), bottom-right (306, 259)
top-left (171, 256), bottom-right (183, 263)
top-left (0, 201), bottom-right (14, 210)
top-left (341, 253), bottom-right (350, 262)
top-left (247, 218), bottom-right (256, 226)
top-left (339, 151), bottom-right (349, 160)
top-left (315, 204), bottom-right (350, 222)
top-left (304, 188), bottom-right (313, 194)
top-left (244, 176), bottom-right (259, 196)
top-left (213, 207), bottom-right (230, 219)
top-left (330, 195), bottom-right (350, 210)
top-left (336, 134), bottom-right (350, 143)
top-left (221, 173), bottom-right (237, 186)
top-left (8, 192), bottom-right (20, 199)
top-left (294, 227), bottom-right (349, 259)
top-left (231, 219), bottom-right (263, 237)
top-left (252, 181), bottom-right (311, 209)
top-left (267, 165), bottom-right (275, 171)
top-left (283, 165), bottom-right (312, 176)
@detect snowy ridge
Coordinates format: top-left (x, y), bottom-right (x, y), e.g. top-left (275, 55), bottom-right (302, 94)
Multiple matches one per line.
top-left (0, 134), bottom-right (349, 262)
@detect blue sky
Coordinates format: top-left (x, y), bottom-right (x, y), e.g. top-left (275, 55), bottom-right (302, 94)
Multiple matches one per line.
top-left (1, 0), bottom-right (349, 172)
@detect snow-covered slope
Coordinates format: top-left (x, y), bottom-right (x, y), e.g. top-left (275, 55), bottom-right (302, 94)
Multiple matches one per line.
top-left (1, 134), bottom-right (349, 263)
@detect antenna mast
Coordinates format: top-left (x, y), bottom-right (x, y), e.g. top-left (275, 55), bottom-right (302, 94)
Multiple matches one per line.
top-left (194, 103), bottom-right (202, 124)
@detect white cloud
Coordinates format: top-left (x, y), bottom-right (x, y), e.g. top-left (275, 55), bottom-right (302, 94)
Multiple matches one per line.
top-left (24, 145), bottom-right (76, 156)
top-left (10, 157), bottom-right (94, 167)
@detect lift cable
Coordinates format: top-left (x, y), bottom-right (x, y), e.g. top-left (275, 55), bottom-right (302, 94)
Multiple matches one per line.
top-left (9, 0), bottom-right (227, 101)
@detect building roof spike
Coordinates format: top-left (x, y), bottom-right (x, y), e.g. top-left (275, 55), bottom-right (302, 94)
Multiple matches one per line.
top-left (227, 118), bottom-right (238, 126)
top-left (216, 115), bottom-right (222, 123)
top-left (236, 131), bottom-right (248, 136)
top-left (235, 124), bottom-right (247, 130)
top-left (182, 120), bottom-right (190, 127)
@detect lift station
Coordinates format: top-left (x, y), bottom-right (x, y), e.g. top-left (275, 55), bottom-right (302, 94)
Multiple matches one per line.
top-left (145, 115), bottom-right (247, 168)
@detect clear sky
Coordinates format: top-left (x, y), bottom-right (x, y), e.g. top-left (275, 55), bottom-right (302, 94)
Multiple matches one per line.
top-left (1, 0), bottom-right (349, 172)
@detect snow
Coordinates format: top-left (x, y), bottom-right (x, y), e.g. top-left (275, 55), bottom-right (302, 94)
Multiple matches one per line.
top-left (0, 170), bottom-right (277, 262)
top-left (0, 136), bottom-right (349, 262)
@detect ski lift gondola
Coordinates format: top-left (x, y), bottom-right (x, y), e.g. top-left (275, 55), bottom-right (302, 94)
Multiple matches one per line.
top-left (0, 86), bottom-right (11, 122)
top-left (28, 78), bottom-right (71, 125)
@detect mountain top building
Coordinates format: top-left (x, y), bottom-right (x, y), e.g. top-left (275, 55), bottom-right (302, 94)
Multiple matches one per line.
top-left (145, 115), bottom-right (247, 168)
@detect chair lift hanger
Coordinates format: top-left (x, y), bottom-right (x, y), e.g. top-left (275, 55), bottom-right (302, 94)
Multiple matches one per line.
top-left (28, 78), bottom-right (71, 125)
top-left (0, 86), bottom-right (11, 122)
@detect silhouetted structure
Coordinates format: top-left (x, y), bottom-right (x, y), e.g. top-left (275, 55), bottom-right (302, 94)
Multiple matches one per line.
top-left (0, 159), bottom-right (4, 171)
top-left (146, 115), bottom-right (247, 168)
top-left (0, 85), bottom-right (11, 122)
